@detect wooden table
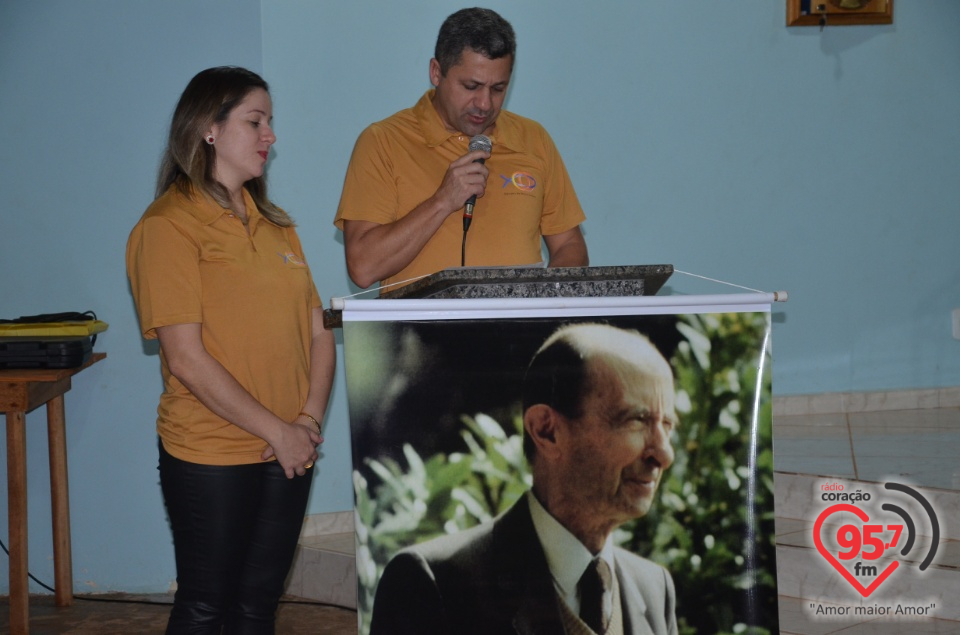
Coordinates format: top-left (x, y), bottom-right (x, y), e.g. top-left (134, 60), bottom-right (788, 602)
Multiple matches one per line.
top-left (0, 353), bottom-right (105, 634)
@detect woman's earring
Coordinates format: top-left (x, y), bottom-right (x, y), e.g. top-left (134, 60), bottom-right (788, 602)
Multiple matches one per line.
top-left (205, 135), bottom-right (215, 145)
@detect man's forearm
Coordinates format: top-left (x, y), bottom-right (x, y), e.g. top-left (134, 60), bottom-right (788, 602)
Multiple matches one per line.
top-left (343, 199), bottom-right (452, 288)
top-left (342, 149), bottom-right (492, 288)
top-left (545, 226), bottom-right (589, 268)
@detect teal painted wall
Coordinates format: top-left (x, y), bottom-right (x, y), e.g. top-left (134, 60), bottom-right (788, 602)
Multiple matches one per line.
top-left (1, 0), bottom-right (957, 594)
top-left (0, 0), bottom-right (265, 595)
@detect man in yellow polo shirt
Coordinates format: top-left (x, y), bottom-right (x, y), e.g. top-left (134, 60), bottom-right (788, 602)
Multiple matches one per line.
top-left (334, 7), bottom-right (589, 292)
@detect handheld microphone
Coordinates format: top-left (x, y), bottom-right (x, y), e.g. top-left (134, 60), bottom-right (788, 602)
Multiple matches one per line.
top-left (463, 134), bottom-right (492, 231)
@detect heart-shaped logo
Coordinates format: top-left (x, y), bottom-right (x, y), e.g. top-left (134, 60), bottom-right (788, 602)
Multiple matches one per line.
top-left (813, 503), bottom-right (899, 597)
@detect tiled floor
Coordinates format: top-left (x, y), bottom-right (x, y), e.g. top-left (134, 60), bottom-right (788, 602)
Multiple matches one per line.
top-left (774, 402), bottom-right (960, 634)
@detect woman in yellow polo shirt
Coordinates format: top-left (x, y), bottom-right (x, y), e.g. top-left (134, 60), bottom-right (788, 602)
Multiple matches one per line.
top-left (126, 66), bottom-right (335, 633)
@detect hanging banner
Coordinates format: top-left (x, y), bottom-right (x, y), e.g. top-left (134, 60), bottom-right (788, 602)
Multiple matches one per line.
top-left (341, 296), bottom-right (777, 635)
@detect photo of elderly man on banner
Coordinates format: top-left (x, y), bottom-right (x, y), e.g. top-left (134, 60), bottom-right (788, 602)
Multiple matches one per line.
top-left (343, 311), bottom-right (777, 635)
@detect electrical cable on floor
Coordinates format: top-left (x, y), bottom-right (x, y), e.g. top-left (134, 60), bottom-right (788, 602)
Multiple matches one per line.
top-left (0, 536), bottom-right (56, 594)
top-left (0, 536), bottom-right (350, 610)
top-left (73, 595), bottom-right (173, 607)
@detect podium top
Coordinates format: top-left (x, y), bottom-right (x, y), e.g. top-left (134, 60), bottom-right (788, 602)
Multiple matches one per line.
top-left (323, 265), bottom-right (673, 329)
top-left (323, 265), bottom-right (673, 328)
top-left (380, 264), bottom-right (673, 300)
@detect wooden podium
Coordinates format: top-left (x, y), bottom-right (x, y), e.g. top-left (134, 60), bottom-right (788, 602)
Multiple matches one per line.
top-left (0, 353), bottom-right (105, 634)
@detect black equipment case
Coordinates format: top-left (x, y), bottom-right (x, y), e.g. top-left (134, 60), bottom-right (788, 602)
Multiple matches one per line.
top-left (0, 336), bottom-right (93, 369)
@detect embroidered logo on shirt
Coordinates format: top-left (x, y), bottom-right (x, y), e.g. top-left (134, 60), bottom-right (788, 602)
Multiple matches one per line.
top-left (499, 172), bottom-right (537, 191)
top-left (277, 251), bottom-right (306, 266)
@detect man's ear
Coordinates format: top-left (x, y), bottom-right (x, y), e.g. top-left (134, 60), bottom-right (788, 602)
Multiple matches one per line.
top-left (429, 58), bottom-right (442, 87)
top-left (524, 404), bottom-right (563, 460)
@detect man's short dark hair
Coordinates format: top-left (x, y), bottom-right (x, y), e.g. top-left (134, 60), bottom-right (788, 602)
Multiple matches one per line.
top-left (434, 7), bottom-right (516, 75)
top-left (522, 336), bottom-right (586, 421)
top-left (521, 327), bottom-right (589, 460)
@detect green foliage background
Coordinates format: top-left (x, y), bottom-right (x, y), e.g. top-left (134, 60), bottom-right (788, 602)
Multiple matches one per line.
top-left (352, 312), bottom-right (775, 635)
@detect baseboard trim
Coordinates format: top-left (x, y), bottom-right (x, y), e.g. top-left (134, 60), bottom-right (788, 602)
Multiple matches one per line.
top-left (773, 386), bottom-right (960, 416)
top-left (300, 510), bottom-right (353, 538)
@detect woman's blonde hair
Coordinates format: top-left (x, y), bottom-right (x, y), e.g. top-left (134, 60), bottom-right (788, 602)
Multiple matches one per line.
top-left (156, 66), bottom-right (293, 227)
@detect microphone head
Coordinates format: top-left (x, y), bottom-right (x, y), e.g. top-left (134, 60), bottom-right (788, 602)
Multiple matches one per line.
top-left (468, 134), bottom-right (492, 154)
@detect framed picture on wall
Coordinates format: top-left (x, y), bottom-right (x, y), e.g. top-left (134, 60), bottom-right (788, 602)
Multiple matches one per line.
top-left (787, 0), bottom-right (893, 27)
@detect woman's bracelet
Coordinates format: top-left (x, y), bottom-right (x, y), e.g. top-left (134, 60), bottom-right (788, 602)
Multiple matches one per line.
top-left (298, 411), bottom-right (322, 435)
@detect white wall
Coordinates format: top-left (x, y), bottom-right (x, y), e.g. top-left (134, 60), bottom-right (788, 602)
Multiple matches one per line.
top-left (1, 0), bottom-right (957, 594)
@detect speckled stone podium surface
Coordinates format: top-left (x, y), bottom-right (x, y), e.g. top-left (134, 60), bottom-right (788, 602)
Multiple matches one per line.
top-left (324, 265), bottom-right (672, 328)
top-left (380, 265), bottom-right (673, 300)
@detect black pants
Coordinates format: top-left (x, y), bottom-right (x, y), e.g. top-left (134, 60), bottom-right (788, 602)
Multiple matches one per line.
top-left (159, 443), bottom-right (312, 635)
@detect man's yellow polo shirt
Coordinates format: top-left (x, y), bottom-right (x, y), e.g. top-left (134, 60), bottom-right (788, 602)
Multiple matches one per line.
top-left (127, 186), bottom-right (322, 465)
top-left (335, 90), bottom-right (586, 290)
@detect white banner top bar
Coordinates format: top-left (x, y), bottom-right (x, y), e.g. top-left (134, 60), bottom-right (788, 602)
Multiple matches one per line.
top-left (333, 292), bottom-right (784, 322)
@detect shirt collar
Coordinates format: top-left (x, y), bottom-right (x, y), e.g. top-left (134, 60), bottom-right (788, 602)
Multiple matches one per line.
top-left (527, 491), bottom-right (616, 603)
top-left (180, 186), bottom-right (260, 228)
top-left (413, 89), bottom-right (522, 152)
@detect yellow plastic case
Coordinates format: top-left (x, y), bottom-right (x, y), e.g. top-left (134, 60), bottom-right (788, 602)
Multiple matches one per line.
top-left (0, 320), bottom-right (109, 337)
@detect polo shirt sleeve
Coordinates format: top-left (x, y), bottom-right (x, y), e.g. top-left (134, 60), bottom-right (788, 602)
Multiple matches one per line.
top-left (537, 128), bottom-right (586, 236)
top-left (334, 124), bottom-right (398, 230)
top-left (126, 214), bottom-right (204, 340)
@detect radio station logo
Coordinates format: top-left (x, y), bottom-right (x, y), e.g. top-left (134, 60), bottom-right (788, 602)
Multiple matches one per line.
top-left (813, 481), bottom-right (939, 598)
